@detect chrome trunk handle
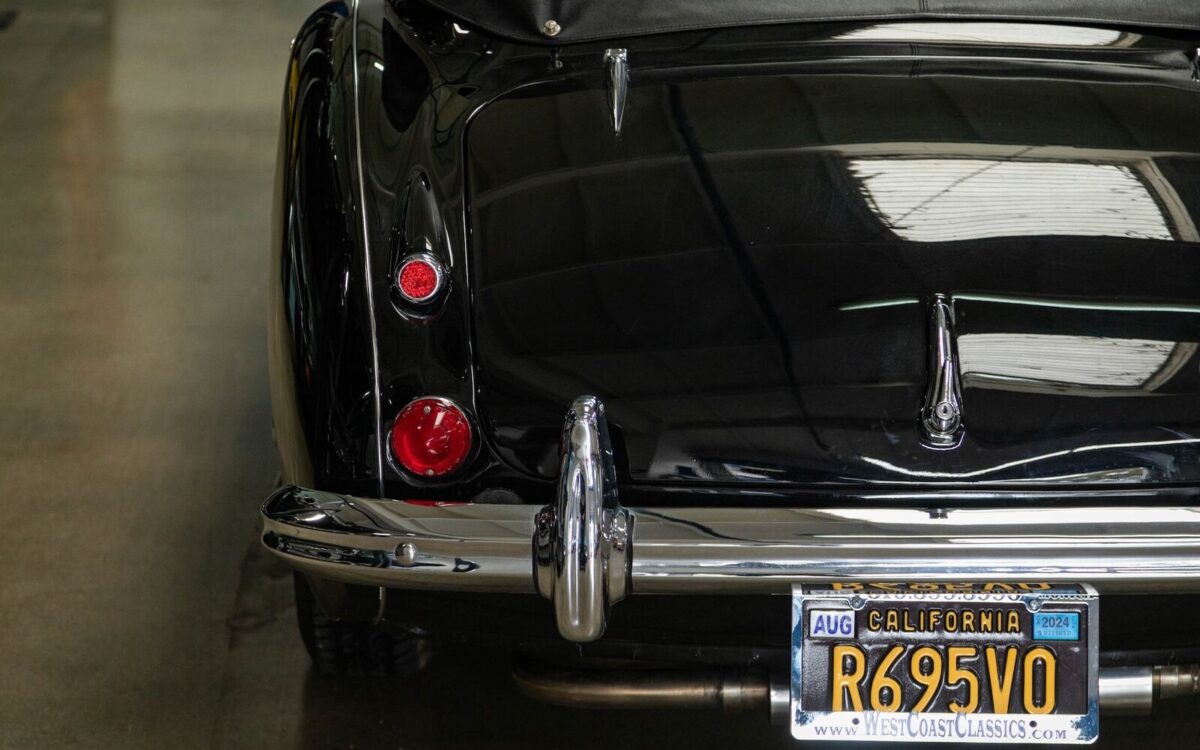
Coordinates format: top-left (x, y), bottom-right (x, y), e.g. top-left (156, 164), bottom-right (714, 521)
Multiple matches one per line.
top-left (534, 396), bottom-right (631, 642)
top-left (921, 293), bottom-right (965, 448)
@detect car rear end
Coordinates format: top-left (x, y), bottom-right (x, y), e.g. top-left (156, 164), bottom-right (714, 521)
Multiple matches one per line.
top-left (265, 1), bottom-right (1200, 743)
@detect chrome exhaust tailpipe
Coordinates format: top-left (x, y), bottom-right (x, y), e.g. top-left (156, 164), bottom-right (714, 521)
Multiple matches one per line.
top-left (1158, 664), bottom-right (1200, 700)
top-left (514, 662), bottom-right (1200, 720)
top-left (1101, 665), bottom-right (1200, 715)
top-left (511, 661), bottom-right (775, 714)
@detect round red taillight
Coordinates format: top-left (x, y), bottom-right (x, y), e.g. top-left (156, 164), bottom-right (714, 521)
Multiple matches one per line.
top-left (390, 397), bottom-right (472, 477)
top-left (396, 255), bottom-right (443, 303)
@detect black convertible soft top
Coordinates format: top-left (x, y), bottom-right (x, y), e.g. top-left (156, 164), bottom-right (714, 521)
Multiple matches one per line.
top-left (419, 0), bottom-right (1200, 44)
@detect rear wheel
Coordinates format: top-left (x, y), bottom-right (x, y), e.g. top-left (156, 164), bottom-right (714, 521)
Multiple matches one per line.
top-left (293, 572), bottom-right (429, 677)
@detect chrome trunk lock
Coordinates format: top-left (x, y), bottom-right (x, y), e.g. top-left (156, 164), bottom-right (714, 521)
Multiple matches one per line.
top-left (534, 396), bottom-right (631, 642)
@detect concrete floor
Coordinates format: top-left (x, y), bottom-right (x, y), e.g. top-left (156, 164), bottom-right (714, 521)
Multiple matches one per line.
top-left (0, 1), bottom-right (1197, 748)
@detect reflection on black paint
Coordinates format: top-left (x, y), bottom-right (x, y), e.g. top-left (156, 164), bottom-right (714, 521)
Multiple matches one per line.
top-left (465, 69), bottom-right (1200, 486)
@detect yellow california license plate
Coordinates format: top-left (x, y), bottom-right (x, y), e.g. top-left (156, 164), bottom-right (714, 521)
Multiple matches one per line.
top-left (791, 583), bottom-right (1098, 744)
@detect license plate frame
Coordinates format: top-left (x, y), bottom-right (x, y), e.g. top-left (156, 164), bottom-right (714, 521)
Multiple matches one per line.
top-left (791, 583), bottom-right (1099, 744)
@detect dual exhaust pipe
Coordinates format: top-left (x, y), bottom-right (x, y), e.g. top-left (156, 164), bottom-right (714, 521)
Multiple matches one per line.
top-left (513, 661), bottom-right (1200, 720)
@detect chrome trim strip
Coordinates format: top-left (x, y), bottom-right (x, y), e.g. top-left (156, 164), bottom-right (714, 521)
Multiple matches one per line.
top-left (262, 486), bottom-right (1200, 596)
top-left (350, 0), bottom-right (385, 495)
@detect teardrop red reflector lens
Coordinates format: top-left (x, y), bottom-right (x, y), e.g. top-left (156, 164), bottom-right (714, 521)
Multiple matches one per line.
top-left (397, 256), bottom-right (442, 302)
top-left (390, 398), bottom-right (472, 477)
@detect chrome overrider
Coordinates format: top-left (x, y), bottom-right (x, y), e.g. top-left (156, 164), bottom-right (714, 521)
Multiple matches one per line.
top-left (262, 395), bottom-right (1200, 644)
top-left (533, 397), bottom-right (630, 642)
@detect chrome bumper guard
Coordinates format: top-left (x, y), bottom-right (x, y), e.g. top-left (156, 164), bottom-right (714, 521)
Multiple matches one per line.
top-left (262, 396), bottom-right (1200, 643)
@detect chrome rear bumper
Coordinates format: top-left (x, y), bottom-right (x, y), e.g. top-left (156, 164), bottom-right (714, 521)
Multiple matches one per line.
top-left (261, 397), bottom-right (1200, 642)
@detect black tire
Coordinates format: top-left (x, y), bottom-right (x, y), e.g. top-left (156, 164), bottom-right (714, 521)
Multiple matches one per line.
top-left (293, 572), bottom-right (429, 677)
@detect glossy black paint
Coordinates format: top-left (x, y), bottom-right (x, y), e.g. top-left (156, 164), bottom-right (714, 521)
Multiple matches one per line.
top-left (469, 70), bottom-right (1200, 486)
top-left (274, 0), bottom-right (1200, 502)
top-left (270, 2), bottom-right (384, 497)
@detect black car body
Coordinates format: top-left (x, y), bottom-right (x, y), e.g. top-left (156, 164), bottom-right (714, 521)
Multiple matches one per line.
top-left (263, 0), bottom-right (1200, 741)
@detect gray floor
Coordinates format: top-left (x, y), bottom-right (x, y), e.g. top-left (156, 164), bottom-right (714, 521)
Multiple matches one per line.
top-left (0, 1), bottom-right (1196, 748)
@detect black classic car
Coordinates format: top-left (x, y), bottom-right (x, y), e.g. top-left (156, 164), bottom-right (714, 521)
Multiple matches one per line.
top-left (262, 0), bottom-right (1200, 743)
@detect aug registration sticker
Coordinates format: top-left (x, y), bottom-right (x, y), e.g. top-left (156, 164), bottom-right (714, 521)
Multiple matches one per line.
top-left (790, 583), bottom-right (1099, 744)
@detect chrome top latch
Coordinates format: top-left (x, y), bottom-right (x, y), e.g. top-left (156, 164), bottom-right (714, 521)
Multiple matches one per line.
top-left (921, 294), bottom-right (964, 448)
top-left (605, 48), bottom-right (628, 135)
top-left (535, 396), bottom-right (631, 642)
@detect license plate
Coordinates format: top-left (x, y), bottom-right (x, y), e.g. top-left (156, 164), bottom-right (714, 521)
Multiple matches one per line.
top-left (791, 583), bottom-right (1098, 744)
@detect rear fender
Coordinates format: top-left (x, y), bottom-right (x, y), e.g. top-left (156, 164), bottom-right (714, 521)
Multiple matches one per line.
top-left (269, 2), bottom-right (380, 495)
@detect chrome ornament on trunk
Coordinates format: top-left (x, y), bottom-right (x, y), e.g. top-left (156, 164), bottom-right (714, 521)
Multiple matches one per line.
top-left (921, 294), bottom-right (965, 448)
top-left (604, 48), bottom-right (628, 135)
